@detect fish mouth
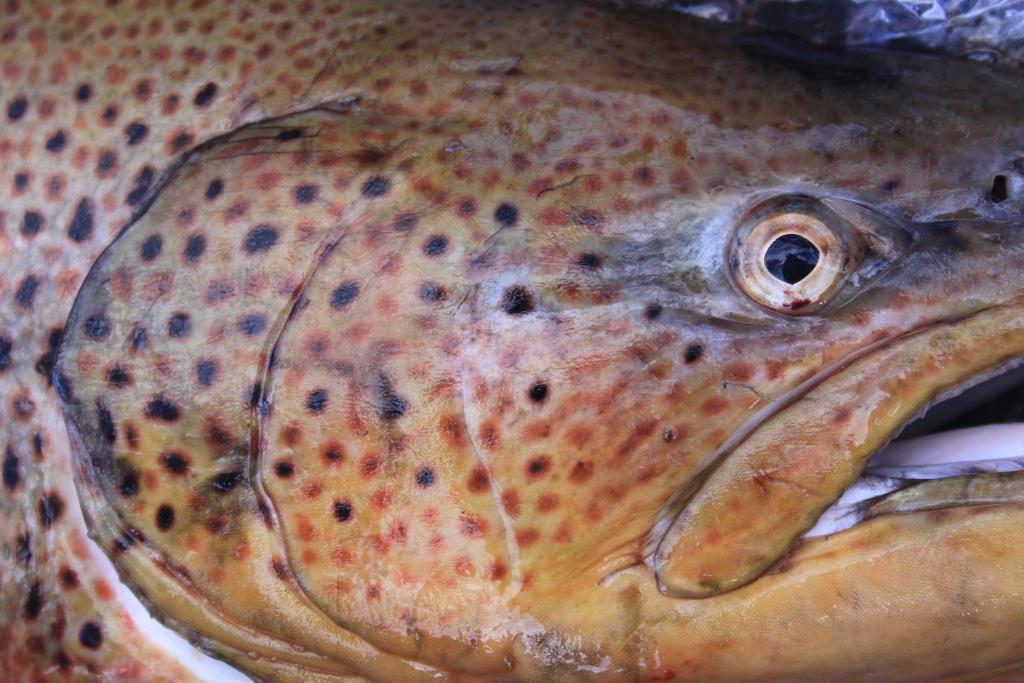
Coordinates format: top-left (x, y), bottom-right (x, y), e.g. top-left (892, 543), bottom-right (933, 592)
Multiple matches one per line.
top-left (651, 303), bottom-right (1024, 598)
top-left (805, 362), bottom-right (1024, 539)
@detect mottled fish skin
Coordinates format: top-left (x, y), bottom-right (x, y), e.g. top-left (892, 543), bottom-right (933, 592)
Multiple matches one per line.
top-left (3, 1), bottom-right (1024, 681)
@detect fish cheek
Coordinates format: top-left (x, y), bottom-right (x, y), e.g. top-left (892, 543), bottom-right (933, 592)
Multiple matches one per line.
top-left (55, 109), bottom-right (490, 675)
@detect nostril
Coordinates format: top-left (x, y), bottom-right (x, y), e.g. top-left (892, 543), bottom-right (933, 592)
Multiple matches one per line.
top-left (990, 175), bottom-right (1009, 203)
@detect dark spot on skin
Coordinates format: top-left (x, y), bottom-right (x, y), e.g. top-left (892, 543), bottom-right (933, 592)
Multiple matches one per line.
top-left (277, 128), bottom-right (303, 141)
top-left (167, 312), bottom-right (192, 338)
top-left (274, 460), bottom-right (295, 478)
top-left (193, 82), bottom-right (217, 106)
top-left (294, 184), bottom-right (318, 203)
top-left (577, 253), bottom-right (602, 269)
top-left (423, 234), bottom-right (449, 256)
top-left (79, 621), bottom-right (102, 649)
top-left (101, 105), bottom-right (118, 123)
top-left (22, 211), bottom-right (43, 236)
top-left (33, 327), bottom-right (62, 382)
top-left (39, 493), bottom-right (64, 528)
top-left (184, 234), bottom-right (206, 262)
top-left (644, 302), bottom-right (663, 320)
top-left (323, 443), bottom-right (344, 464)
top-left (145, 395), bottom-right (180, 422)
top-left (83, 313), bottom-right (111, 340)
top-left (306, 388), bottom-right (328, 413)
top-left (25, 581), bottom-right (43, 620)
top-left (237, 314), bottom-right (266, 337)
top-left (195, 359), bottom-right (219, 386)
top-left (139, 234), bottom-right (163, 262)
top-left (127, 166), bottom-right (154, 205)
top-left (991, 175), bottom-right (1009, 203)
top-left (379, 375), bottom-right (408, 421)
top-left (131, 325), bottom-right (148, 351)
top-left (502, 286), bottom-right (533, 315)
top-left (415, 466), bottom-right (436, 487)
top-left (15, 274), bottom-right (39, 310)
top-left (45, 130), bottom-right (67, 153)
top-left (155, 504), bottom-right (175, 531)
top-left (160, 451), bottom-right (189, 475)
top-left (684, 344), bottom-right (704, 364)
top-left (527, 456), bottom-right (550, 478)
top-left (330, 281), bottom-right (360, 309)
top-left (96, 401), bottom-right (116, 444)
top-left (119, 470), bottom-right (139, 497)
top-left (205, 178), bottom-right (224, 200)
top-left (494, 202), bottom-right (519, 227)
top-left (244, 225), bottom-right (279, 253)
top-left (418, 283), bottom-right (448, 303)
top-left (96, 150), bottom-right (117, 174)
top-left (75, 83), bottom-right (92, 102)
top-left (0, 337), bottom-right (10, 373)
top-left (361, 175), bottom-right (390, 197)
top-left (170, 131), bottom-right (193, 152)
top-left (8, 96), bottom-right (27, 121)
top-left (17, 534), bottom-right (31, 563)
top-left (212, 470), bottom-right (243, 493)
top-left (334, 500), bottom-right (353, 522)
top-left (68, 198), bottom-right (94, 242)
top-left (394, 213), bottom-right (417, 232)
top-left (124, 121), bottom-right (149, 145)
top-left (3, 447), bottom-right (19, 490)
top-left (60, 567), bottom-right (79, 590)
top-left (529, 383), bottom-right (548, 403)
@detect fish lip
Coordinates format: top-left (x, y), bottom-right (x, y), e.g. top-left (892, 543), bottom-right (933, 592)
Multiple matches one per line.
top-left (647, 303), bottom-right (1023, 565)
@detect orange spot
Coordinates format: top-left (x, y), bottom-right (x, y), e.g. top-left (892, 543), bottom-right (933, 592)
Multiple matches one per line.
top-left (501, 490), bottom-right (521, 518)
top-left (537, 493), bottom-right (560, 513)
top-left (516, 528), bottom-right (539, 548)
top-left (93, 579), bottom-right (114, 601)
top-left (700, 396), bottom-right (729, 416)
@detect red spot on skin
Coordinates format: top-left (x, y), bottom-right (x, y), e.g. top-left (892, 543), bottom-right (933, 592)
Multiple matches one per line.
top-left (613, 419), bottom-right (659, 466)
top-left (280, 423), bottom-right (302, 446)
top-left (488, 560), bottom-right (508, 581)
top-left (234, 541), bottom-right (250, 562)
top-left (479, 421), bottom-right (500, 450)
top-left (459, 513), bottom-right (487, 538)
top-left (537, 493), bottom-right (560, 513)
top-left (360, 453), bottom-right (379, 478)
top-left (94, 579), bottom-right (114, 601)
top-left (332, 548), bottom-right (353, 566)
top-left (366, 582), bottom-right (381, 601)
top-left (499, 488), bottom-right (521, 519)
top-left (466, 466), bottom-right (490, 493)
top-left (724, 363), bottom-right (755, 383)
top-left (539, 205), bottom-right (566, 227)
top-left (454, 555), bottom-right (473, 576)
top-left (700, 396), bottom-right (729, 416)
top-left (566, 424), bottom-right (593, 449)
top-left (370, 488), bottom-right (393, 510)
top-left (301, 549), bottom-right (318, 565)
top-left (569, 460), bottom-right (594, 484)
top-left (516, 528), bottom-right (539, 548)
top-left (59, 566), bottom-right (79, 590)
top-left (553, 522), bottom-right (573, 543)
top-left (832, 406), bottom-right (852, 425)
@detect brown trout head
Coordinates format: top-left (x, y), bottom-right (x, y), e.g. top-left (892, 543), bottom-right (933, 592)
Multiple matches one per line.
top-left (49, 3), bottom-right (1024, 681)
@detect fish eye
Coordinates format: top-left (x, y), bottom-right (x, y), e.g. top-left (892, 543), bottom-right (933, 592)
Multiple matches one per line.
top-left (732, 208), bottom-right (847, 314)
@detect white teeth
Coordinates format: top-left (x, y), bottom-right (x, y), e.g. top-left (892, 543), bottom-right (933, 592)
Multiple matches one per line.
top-left (803, 423), bottom-right (1024, 539)
top-left (868, 423), bottom-right (1024, 470)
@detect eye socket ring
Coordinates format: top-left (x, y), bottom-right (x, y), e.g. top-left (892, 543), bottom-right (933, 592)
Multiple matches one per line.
top-left (733, 211), bottom-right (847, 314)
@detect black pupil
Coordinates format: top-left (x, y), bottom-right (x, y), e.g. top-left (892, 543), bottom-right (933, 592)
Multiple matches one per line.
top-left (763, 233), bottom-right (820, 285)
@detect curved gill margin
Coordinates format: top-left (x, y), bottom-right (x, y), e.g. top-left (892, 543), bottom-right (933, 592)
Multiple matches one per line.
top-left (644, 305), bottom-right (1005, 566)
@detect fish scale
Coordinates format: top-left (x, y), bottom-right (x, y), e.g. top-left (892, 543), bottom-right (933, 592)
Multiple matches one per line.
top-left (3, 0), bottom-right (1024, 681)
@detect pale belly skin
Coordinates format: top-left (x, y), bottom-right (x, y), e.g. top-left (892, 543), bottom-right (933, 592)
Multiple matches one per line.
top-left (2, 1), bottom-right (1024, 681)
